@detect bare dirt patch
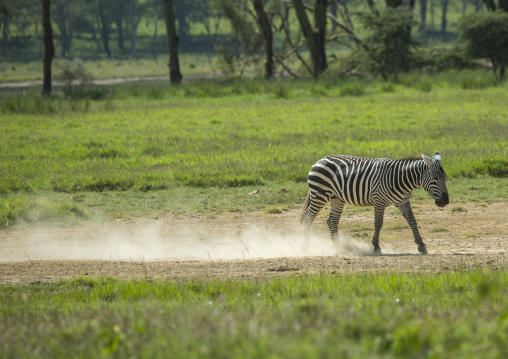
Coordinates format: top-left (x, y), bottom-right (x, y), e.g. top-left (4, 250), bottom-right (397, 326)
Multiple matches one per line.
top-left (1, 201), bottom-right (507, 284)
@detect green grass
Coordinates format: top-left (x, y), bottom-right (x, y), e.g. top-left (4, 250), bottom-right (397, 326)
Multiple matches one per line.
top-left (428, 227), bottom-right (450, 233)
top-left (2, 270), bottom-right (508, 358)
top-left (0, 74), bottom-right (507, 227)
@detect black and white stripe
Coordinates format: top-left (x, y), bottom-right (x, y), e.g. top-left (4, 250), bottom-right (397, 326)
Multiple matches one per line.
top-left (300, 152), bottom-right (449, 254)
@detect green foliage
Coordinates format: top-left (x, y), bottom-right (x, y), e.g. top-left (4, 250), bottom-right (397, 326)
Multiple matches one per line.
top-left (456, 69), bottom-right (499, 89)
top-left (359, 8), bottom-right (419, 80)
top-left (2, 271), bottom-right (508, 357)
top-left (459, 11), bottom-right (508, 78)
top-left (339, 80), bottom-right (367, 96)
top-left (429, 48), bottom-right (471, 72)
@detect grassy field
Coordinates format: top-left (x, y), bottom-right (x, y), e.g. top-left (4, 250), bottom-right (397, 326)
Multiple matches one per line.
top-left (1, 71), bottom-right (507, 227)
top-left (1, 72), bottom-right (507, 357)
top-left (1, 270), bottom-right (508, 358)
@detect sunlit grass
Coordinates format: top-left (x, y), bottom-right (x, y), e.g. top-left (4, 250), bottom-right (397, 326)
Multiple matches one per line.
top-left (1, 271), bottom-right (508, 358)
top-left (0, 76), bottom-right (507, 227)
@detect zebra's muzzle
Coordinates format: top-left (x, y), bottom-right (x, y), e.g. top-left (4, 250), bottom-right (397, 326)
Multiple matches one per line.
top-left (435, 192), bottom-right (449, 207)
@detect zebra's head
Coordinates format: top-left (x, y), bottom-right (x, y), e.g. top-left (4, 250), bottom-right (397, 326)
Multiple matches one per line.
top-left (421, 151), bottom-right (449, 208)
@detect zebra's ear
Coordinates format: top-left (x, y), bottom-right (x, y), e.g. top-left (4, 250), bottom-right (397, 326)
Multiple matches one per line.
top-left (433, 151), bottom-right (442, 164)
top-left (422, 154), bottom-right (433, 167)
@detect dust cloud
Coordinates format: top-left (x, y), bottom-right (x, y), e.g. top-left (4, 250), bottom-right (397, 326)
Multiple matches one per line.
top-left (0, 221), bottom-right (393, 262)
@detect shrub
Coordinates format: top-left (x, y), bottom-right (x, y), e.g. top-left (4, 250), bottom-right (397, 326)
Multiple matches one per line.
top-left (359, 8), bottom-right (418, 80)
top-left (459, 11), bottom-right (508, 79)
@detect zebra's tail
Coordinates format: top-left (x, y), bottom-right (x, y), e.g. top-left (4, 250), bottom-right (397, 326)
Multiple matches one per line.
top-left (299, 191), bottom-right (310, 223)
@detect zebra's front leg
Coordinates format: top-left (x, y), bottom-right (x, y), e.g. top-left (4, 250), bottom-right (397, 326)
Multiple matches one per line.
top-left (327, 197), bottom-right (345, 243)
top-left (372, 204), bottom-right (386, 254)
top-left (396, 201), bottom-right (427, 254)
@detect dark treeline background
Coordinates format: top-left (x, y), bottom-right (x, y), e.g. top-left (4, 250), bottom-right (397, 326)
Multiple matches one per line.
top-left (0, 0), bottom-right (492, 63)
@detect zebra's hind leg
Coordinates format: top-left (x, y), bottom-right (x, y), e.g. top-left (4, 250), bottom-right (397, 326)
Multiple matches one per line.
top-left (372, 204), bottom-right (386, 254)
top-left (301, 193), bottom-right (328, 246)
top-left (396, 201), bottom-right (428, 254)
top-left (327, 197), bottom-right (345, 243)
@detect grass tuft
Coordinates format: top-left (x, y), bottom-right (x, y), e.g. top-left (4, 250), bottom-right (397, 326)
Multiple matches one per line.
top-left (428, 226), bottom-right (450, 233)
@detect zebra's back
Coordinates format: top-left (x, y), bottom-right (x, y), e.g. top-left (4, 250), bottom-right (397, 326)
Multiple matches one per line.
top-left (308, 155), bottom-right (387, 206)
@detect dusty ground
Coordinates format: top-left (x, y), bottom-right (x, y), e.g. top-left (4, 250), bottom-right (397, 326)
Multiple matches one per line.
top-left (0, 201), bottom-right (507, 285)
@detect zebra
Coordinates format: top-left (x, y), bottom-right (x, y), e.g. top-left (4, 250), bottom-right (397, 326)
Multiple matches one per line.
top-left (299, 151), bottom-right (449, 254)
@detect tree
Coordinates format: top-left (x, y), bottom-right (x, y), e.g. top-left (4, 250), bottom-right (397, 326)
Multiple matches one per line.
top-left (41, 0), bottom-right (54, 97)
top-left (292, 0), bottom-right (328, 77)
top-left (418, 0), bottom-right (428, 31)
top-left (360, 8), bottom-right (418, 80)
top-left (54, 0), bottom-right (70, 57)
top-left (97, 0), bottom-right (111, 58)
top-left (459, 10), bottom-right (508, 79)
top-left (0, 0), bottom-right (11, 43)
top-left (163, 0), bottom-right (182, 84)
top-left (128, 0), bottom-right (148, 59)
top-left (253, 0), bottom-right (273, 79)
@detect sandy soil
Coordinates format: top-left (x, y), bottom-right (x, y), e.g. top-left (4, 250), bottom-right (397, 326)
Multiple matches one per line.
top-left (0, 201), bottom-right (507, 285)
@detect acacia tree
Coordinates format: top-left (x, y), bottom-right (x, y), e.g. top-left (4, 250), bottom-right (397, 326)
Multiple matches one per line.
top-left (41, 0), bottom-right (54, 97)
top-left (253, 0), bottom-right (273, 79)
top-left (459, 10), bottom-right (508, 79)
top-left (292, 0), bottom-right (328, 77)
top-left (163, 0), bottom-right (182, 84)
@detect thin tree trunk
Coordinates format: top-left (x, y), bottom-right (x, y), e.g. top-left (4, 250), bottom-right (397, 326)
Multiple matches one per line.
top-left (116, 16), bottom-right (124, 50)
top-left (55, 1), bottom-right (69, 57)
top-left (97, 0), bottom-right (111, 58)
top-left (441, 0), bottom-right (449, 34)
top-left (163, 0), bottom-right (182, 84)
top-left (41, 0), bottom-right (54, 97)
top-left (129, 0), bottom-right (145, 59)
top-left (418, 0), bottom-right (427, 31)
top-left (482, 0), bottom-right (496, 11)
top-left (152, 9), bottom-right (158, 61)
top-left (253, 0), bottom-right (273, 79)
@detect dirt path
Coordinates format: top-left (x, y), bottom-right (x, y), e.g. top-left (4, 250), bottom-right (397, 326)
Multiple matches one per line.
top-left (1, 201), bottom-right (507, 284)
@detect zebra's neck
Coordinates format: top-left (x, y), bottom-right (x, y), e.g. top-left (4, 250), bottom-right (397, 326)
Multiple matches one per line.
top-left (395, 159), bottom-right (427, 191)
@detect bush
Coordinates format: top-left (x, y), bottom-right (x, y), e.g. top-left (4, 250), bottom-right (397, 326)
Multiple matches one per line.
top-left (459, 11), bottom-right (508, 79)
top-left (456, 70), bottom-right (498, 89)
top-left (359, 8), bottom-right (418, 80)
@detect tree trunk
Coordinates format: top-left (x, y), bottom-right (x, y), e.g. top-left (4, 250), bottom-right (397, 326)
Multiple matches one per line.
top-left (482, 0), bottom-right (496, 10)
top-left (292, 0), bottom-right (327, 77)
top-left (314, 0), bottom-right (327, 74)
top-left (55, 1), bottom-right (69, 57)
top-left (418, 0), bottom-right (427, 31)
top-left (498, 0), bottom-right (508, 11)
top-left (115, 16), bottom-right (124, 50)
top-left (41, 0), bottom-right (54, 97)
top-left (152, 10), bottom-right (158, 61)
top-left (441, 0), bottom-right (449, 34)
top-left (253, 0), bottom-right (273, 79)
top-left (97, 0), bottom-right (111, 58)
top-left (1, 17), bottom-right (8, 43)
top-left (129, 0), bottom-right (146, 59)
top-left (163, 0), bottom-right (182, 84)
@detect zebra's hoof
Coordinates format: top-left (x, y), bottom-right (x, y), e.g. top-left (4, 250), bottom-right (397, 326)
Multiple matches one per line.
top-left (418, 245), bottom-right (428, 254)
top-left (373, 248), bottom-right (382, 255)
